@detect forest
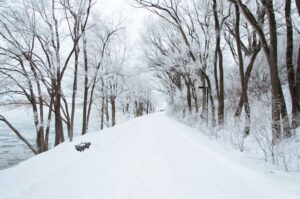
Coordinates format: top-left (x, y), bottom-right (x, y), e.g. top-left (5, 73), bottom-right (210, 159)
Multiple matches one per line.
top-left (135, 0), bottom-right (300, 170)
top-left (0, 0), bottom-right (155, 156)
top-left (0, 0), bottom-right (299, 171)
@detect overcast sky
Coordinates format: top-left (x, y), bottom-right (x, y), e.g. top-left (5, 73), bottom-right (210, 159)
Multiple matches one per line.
top-left (94, 0), bottom-right (167, 108)
top-left (95, 0), bottom-right (149, 43)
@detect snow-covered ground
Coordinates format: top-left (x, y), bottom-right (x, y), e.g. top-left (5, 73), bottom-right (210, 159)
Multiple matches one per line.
top-left (0, 113), bottom-right (299, 199)
top-left (0, 107), bottom-right (129, 170)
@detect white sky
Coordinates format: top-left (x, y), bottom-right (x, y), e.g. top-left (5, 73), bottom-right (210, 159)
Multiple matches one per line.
top-left (95, 0), bottom-right (149, 43)
top-left (94, 0), bottom-right (167, 108)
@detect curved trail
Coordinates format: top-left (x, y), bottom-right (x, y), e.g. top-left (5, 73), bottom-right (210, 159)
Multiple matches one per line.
top-left (0, 113), bottom-right (299, 199)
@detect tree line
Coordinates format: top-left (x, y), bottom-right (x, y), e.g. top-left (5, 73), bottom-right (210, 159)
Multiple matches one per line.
top-left (135, 0), bottom-right (300, 144)
top-left (0, 0), bottom-right (155, 154)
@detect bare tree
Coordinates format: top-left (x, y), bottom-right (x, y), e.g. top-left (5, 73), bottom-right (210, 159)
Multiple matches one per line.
top-left (224, 1), bottom-right (264, 136)
top-left (136, 0), bottom-right (217, 126)
top-left (292, 0), bottom-right (300, 128)
top-left (61, 0), bottom-right (93, 140)
top-left (0, 0), bottom-right (100, 152)
top-left (81, 22), bottom-right (121, 134)
top-left (212, 0), bottom-right (229, 126)
top-left (235, 0), bottom-right (291, 143)
top-left (285, 0), bottom-right (295, 129)
top-left (0, 1), bottom-right (52, 153)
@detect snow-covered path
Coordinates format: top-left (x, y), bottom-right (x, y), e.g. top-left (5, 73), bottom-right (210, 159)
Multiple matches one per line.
top-left (0, 113), bottom-right (299, 199)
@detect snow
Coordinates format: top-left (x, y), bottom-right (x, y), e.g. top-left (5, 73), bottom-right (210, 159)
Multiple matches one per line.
top-left (0, 113), bottom-right (299, 199)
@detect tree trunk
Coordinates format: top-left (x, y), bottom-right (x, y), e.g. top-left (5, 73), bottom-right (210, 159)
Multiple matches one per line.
top-left (234, 46), bottom-right (261, 117)
top-left (105, 97), bottom-right (110, 126)
top-left (202, 72), bottom-right (216, 127)
top-left (285, 0), bottom-right (298, 129)
top-left (236, 0), bottom-right (290, 144)
top-left (186, 81), bottom-right (192, 113)
top-left (234, 4), bottom-right (251, 136)
top-left (45, 95), bottom-right (54, 151)
top-left (111, 96), bottom-right (116, 126)
top-left (126, 103), bottom-right (130, 113)
top-left (294, 0), bottom-right (300, 128)
top-left (54, 83), bottom-right (64, 146)
top-left (139, 102), bottom-right (144, 116)
top-left (86, 79), bottom-right (97, 134)
top-left (82, 32), bottom-right (89, 135)
top-left (52, 0), bottom-right (64, 146)
top-left (294, 45), bottom-right (300, 128)
top-left (296, 0), bottom-right (300, 16)
top-left (100, 96), bottom-right (105, 130)
top-left (70, 45), bottom-right (79, 141)
top-left (200, 75), bottom-right (207, 118)
top-left (20, 59), bottom-right (44, 152)
top-left (191, 83), bottom-right (199, 113)
top-left (28, 61), bottom-right (45, 152)
top-left (213, 0), bottom-right (224, 126)
top-left (264, 0), bottom-right (290, 140)
top-left (146, 101), bottom-right (150, 114)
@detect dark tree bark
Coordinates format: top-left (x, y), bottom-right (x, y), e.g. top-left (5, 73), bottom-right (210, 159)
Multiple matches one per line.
top-left (200, 74), bottom-right (207, 118)
top-left (105, 97), bottom-right (110, 126)
top-left (234, 3), bottom-right (251, 136)
top-left (262, 0), bottom-right (291, 139)
top-left (54, 81), bottom-right (65, 146)
top-left (213, 0), bottom-right (225, 126)
top-left (206, 75), bottom-right (217, 128)
top-left (185, 81), bottom-right (192, 113)
top-left (70, 45), bottom-right (79, 140)
top-left (30, 63), bottom-right (46, 152)
top-left (296, 0), bottom-right (300, 16)
top-left (21, 51), bottom-right (47, 152)
top-left (60, 0), bottom-right (92, 139)
top-left (45, 95), bottom-right (54, 151)
top-left (200, 71), bottom-right (217, 127)
top-left (285, 0), bottom-right (298, 129)
top-left (111, 96), bottom-right (116, 126)
top-left (293, 0), bottom-right (300, 128)
top-left (294, 45), bottom-right (300, 128)
top-left (191, 83), bottom-right (199, 113)
top-left (52, 0), bottom-right (65, 146)
top-left (233, 8), bottom-right (264, 117)
top-left (234, 46), bottom-right (261, 117)
top-left (100, 95), bottom-right (105, 130)
top-left (82, 31), bottom-right (89, 135)
top-left (146, 101), bottom-right (150, 114)
top-left (236, 0), bottom-right (291, 143)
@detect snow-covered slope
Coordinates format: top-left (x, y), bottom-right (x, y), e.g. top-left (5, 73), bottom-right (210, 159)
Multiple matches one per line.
top-left (0, 113), bottom-right (299, 199)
